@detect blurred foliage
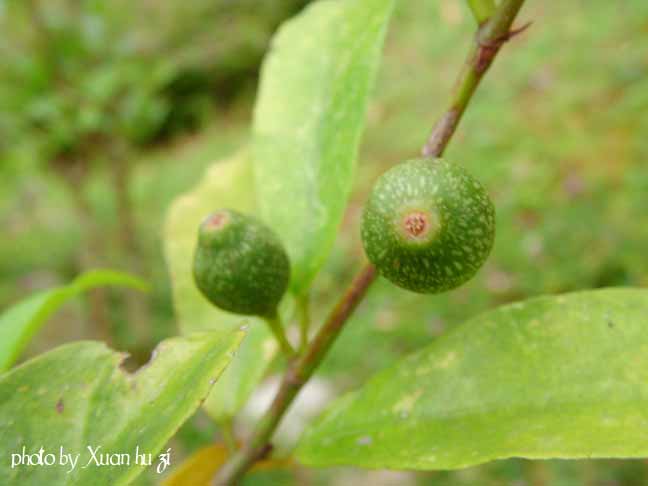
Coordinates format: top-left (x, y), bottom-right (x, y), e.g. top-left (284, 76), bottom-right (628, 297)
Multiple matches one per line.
top-left (0, 0), bottom-right (309, 176)
top-left (2, 0), bottom-right (648, 484)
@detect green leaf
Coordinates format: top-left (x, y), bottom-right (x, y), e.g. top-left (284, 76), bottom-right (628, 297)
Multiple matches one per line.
top-left (0, 269), bottom-right (148, 372)
top-left (253, 0), bottom-right (395, 294)
top-left (297, 288), bottom-right (648, 469)
top-left (0, 329), bottom-right (244, 486)
top-left (202, 322), bottom-right (279, 420)
top-left (164, 151), bottom-right (282, 422)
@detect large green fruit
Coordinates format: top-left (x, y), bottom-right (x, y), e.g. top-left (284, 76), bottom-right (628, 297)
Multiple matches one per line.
top-left (361, 158), bottom-right (495, 294)
top-left (193, 209), bottom-right (290, 317)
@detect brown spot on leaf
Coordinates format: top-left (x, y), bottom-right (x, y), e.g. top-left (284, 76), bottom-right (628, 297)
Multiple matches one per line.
top-left (56, 398), bottom-right (64, 414)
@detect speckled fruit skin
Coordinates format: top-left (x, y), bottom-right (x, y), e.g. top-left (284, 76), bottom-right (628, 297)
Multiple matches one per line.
top-left (361, 158), bottom-right (495, 294)
top-left (193, 209), bottom-right (290, 317)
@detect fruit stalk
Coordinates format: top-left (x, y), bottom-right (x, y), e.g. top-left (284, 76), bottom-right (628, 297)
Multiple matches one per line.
top-left (213, 0), bottom-right (528, 483)
top-left (264, 314), bottom-right (296, 357)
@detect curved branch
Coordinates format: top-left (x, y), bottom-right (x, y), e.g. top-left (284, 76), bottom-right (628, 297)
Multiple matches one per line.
top-left (214, 0), bottom-right (529, 483)
top-left (422, 0), bottom-right (528, 157)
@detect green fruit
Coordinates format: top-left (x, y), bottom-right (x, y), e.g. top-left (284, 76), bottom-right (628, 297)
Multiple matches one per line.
top-left (361, 158), bottom-right (495, 294)
top-left (193, 209), bottom-right (290, 317)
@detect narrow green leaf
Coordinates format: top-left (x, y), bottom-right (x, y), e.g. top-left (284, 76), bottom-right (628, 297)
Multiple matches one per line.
top-left (253, 0), bottom-right (395, 294)
top-left (0, 329), bottom-right (244, 486)
top-left (297, 288), bottom-right (648, 469)
top-left (164, 151), bottom-right (284, 422)
top-left (0, 269), bottom-right (148, 372)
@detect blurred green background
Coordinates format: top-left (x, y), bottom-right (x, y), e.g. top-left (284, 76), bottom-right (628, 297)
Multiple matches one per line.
top-left (1, 0), bottom-right (647, 484)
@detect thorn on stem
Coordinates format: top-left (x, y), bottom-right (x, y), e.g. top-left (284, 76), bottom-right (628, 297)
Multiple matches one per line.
top-left (478, 20), bottom-right (533, 49)
top-left (474, 21), bottom-right (531, 74)
top-left (506, 20), bottom-right (533, 40)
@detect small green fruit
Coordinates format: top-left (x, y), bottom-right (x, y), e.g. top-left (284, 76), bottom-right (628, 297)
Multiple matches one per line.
top-left (361, 158), bottom-right (495, 294)
top-left (193, 209), bottom-right (290, 317)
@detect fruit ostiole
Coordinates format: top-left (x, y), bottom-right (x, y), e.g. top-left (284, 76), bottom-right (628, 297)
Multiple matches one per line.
top-left (361, 157), bottom-right (495, 294)
top-left (193, 208), bottom-right (296, 356)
